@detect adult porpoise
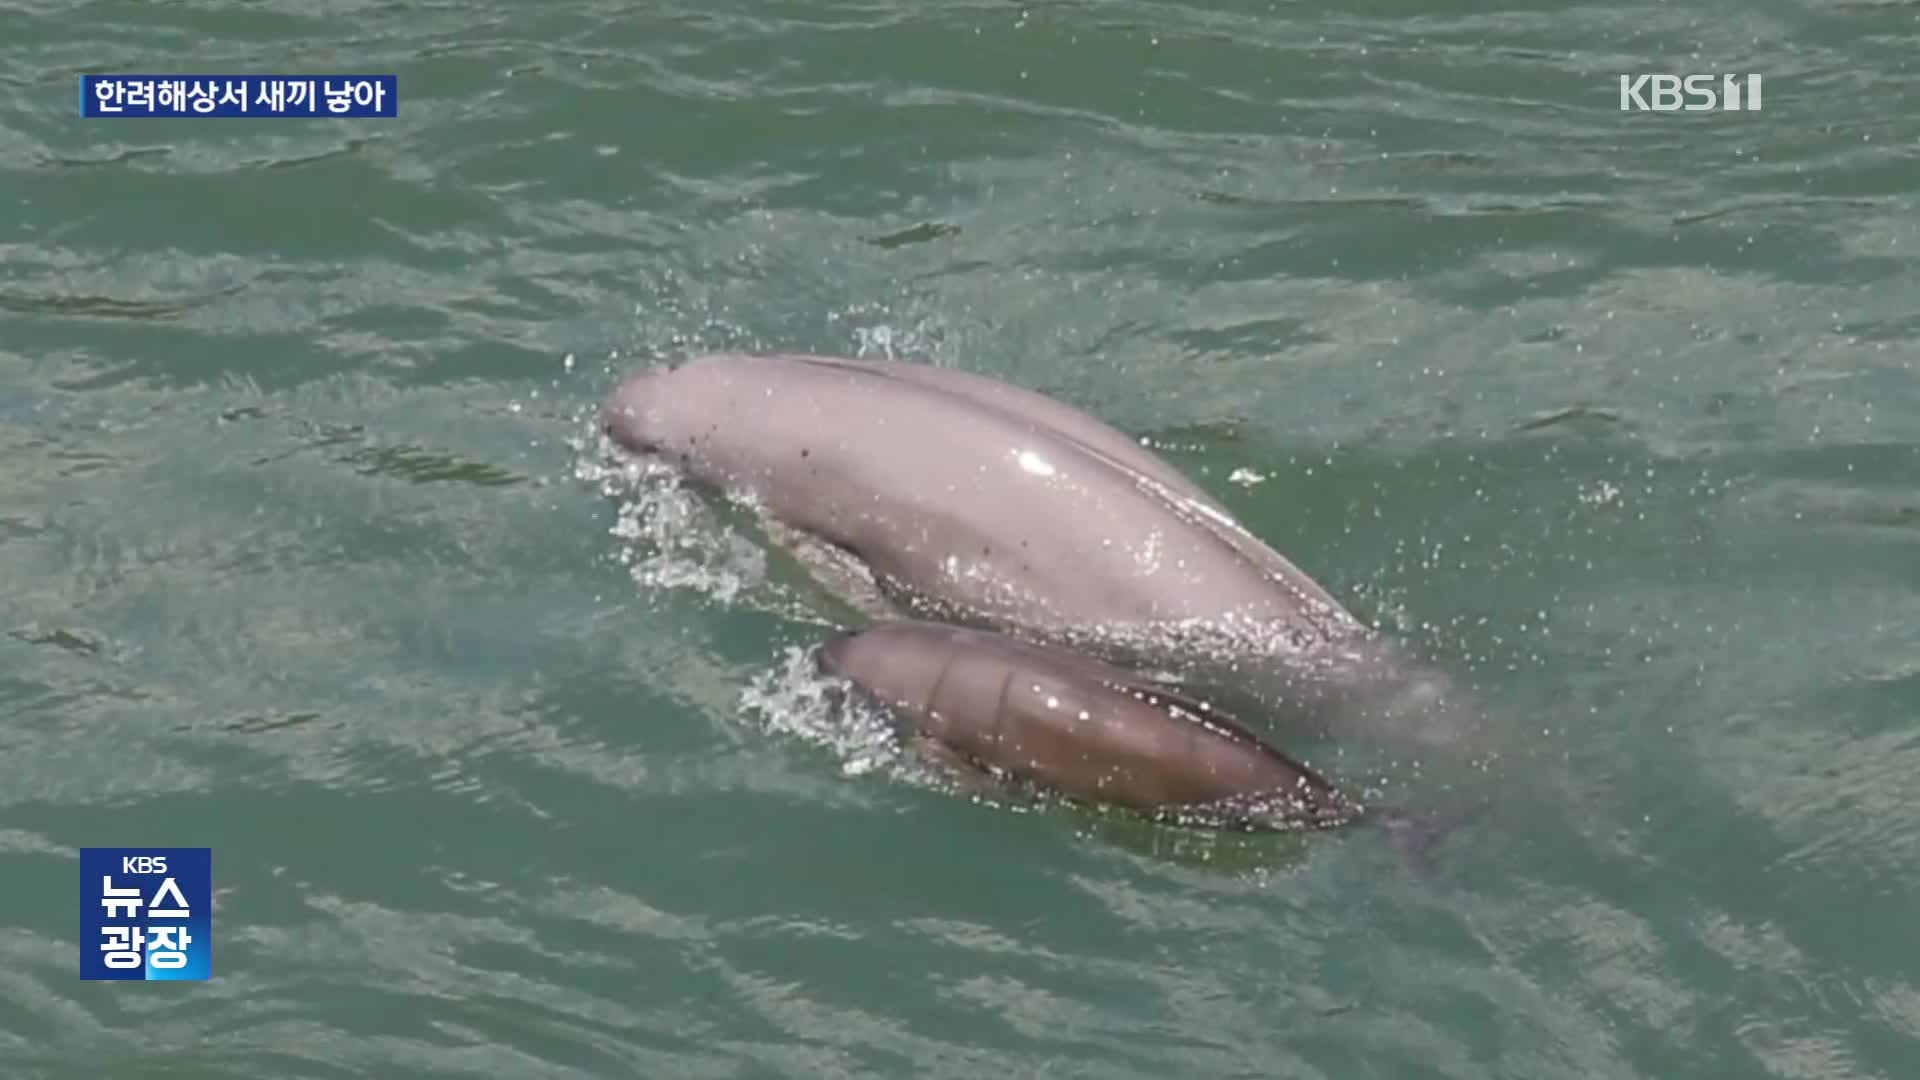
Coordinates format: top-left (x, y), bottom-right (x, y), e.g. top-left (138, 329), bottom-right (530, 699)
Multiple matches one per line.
top-left (600, 352), bottom-right (1480, 751)
top-left (818, 620), bottom-right (1472, 862)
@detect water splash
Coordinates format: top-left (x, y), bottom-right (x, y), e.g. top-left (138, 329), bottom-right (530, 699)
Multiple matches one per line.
top-left (830, 301), bottom-right (951, 363)
top-left (739, 645), bottom-right (943, 787)
top-left (572, 432), bottom-right (766, 605)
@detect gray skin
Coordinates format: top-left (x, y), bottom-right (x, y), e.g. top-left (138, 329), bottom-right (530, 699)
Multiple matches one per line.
top-left (601, 352), bottom-right (1479, 752)
top-left (816, 620), bottom-right (1361, 831)
top-left (801, 355), bottom-right (1220, 507)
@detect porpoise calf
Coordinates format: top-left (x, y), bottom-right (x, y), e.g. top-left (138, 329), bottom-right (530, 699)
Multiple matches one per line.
top-left (818, 620), bottom-right (1474, 864)
top-left (818, 620), bottom-right (1357, 828)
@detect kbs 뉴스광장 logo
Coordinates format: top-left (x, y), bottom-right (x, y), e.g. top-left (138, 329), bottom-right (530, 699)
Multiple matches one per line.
top-left (80, 848), bottom-right (212, 981)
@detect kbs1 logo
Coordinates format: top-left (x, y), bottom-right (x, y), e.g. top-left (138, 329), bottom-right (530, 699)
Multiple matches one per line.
top-left (1619, 74), bottom-right (1763, 112)
top-left (79, 848), bottom-right (212, 981)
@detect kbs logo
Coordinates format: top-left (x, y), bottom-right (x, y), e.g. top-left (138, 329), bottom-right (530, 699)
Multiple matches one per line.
top-left (1619, 74), bottom-right (1762, 112)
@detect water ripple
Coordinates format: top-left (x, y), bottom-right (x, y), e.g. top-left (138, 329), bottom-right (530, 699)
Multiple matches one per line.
top-left (3, 0), bottom-right (1919, 1077)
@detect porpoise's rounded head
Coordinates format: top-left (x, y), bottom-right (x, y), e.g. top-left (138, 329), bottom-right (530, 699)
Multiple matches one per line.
top-left (815, 629), bottom-right (859, 677)
top-left (813, 623), bottom-right (966, 718)
top-left (600, 365), bottom-right (676, 454)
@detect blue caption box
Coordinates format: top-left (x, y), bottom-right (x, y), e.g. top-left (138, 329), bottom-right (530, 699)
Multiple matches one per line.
top-left (80, 75), bottom-right (398, 118)
top-left (79, 848), bottom-right (213, 981)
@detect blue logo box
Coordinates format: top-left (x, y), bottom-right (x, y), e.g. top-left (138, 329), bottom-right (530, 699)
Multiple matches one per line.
top-left (80, 75), bottom-right (398, 118)
top-left (79, 848), bottom-right (212, 981)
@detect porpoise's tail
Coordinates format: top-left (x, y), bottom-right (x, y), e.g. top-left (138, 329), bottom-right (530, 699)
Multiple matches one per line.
top-left (1364, 799), bottom-right (1489, 875)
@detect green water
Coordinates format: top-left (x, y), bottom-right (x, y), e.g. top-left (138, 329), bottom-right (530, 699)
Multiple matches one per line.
top-left (5, 1), bottom-right (1919, 1076)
